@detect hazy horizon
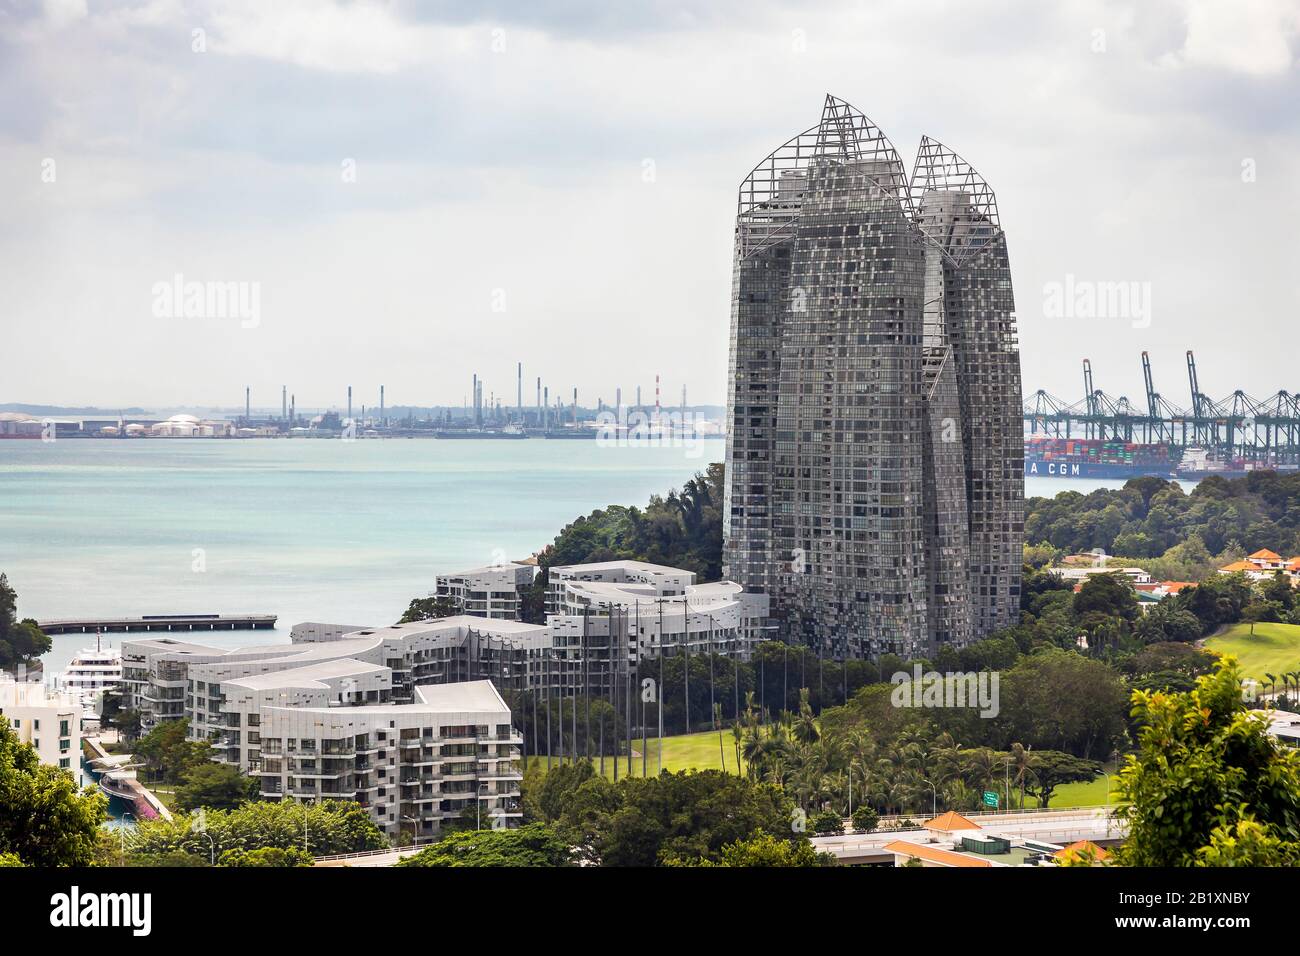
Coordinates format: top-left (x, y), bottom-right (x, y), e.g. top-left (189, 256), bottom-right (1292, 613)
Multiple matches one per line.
top-left (4, 0), bottom-right (1297, 409)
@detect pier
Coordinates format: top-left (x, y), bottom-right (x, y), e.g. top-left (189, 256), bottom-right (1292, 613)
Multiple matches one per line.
top-left (38, 613), bottom-right (277, 635)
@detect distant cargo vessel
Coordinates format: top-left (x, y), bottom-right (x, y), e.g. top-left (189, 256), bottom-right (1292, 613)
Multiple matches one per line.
top-left (1025, 438), bottom-right (1299, 481)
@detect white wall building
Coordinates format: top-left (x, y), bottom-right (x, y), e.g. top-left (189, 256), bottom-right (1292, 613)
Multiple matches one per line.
top-left (546, 560), bottom-right (769, 663)
top-left (433, 562), bottom-right (537, 620)
top-left (256, 680), bottom-right (521, 841)
top-left (0, 675), bottom-right (83, 781)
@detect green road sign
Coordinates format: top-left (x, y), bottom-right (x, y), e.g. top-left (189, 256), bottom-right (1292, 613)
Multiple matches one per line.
top-left (982, 791), bottom-right (999, 808)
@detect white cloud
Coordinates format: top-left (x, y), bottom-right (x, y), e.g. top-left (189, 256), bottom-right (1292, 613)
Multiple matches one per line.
top-left (1163, 0), bottom-right (1298, 75)
top-left (42, 0), bottom-right (88, 30)
top-left (205, 0), bottom-right (463, 73)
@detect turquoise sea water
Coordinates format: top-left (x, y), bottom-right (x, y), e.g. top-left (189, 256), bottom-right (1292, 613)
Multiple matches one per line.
top-left (0, 437), bottom-right (1131, 677)
top-left (1, 438), bottom-right (720, 675)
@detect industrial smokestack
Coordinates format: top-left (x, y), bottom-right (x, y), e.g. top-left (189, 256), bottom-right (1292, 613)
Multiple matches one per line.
top-left (282, 386), bottom-right (287, 421)
top-left (347, 385), bottom-right (352, 422)
top-left (380, 385), bottom-right (385, 427)
top-left (543, 386), bottom-right (549, 431)
top-left (572, 388), bottom-right (577, 426)
top-left (245, 386), bottom-right (250, 422)
top-left (636, 385), bottom-right (642, 409)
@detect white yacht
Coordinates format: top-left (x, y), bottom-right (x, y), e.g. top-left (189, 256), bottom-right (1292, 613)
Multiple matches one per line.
top-left (54, 634), bottom-right (122, 713)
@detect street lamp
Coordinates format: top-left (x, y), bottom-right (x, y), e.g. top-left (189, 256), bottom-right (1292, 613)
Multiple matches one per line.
top-left (921, 779), bottom-right (937, 818)
top-left (401, 814), bottom-right (423, 848)
top-left (201, 830), bottom-right (215, 867)
top-left (118, 811), bottom-right (133, 860)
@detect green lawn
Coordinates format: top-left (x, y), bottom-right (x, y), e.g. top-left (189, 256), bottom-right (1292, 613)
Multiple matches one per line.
top-left (525, 728), bottom-right (742, 779)
top-left (1205, 621), bottom-right (1300, 684)
top-left (524, 732), bottom-right (1118, 810)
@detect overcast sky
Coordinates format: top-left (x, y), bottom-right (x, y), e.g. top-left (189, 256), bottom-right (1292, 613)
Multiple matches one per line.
top-left (2, 0), bottom-right (1297, 412)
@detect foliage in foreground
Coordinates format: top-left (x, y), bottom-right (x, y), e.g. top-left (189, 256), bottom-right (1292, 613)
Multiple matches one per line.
top-left (526, 762), bottom-right (806, 866)
top-left (662, 832), bottom-right (832, 867)
top-left (396, 823), bottom-right (575, 867)
top-left (1114, 657), bottom-right (1300, 866)
top-left (122, 799), bottom-right (386, 861)
top-left (0, 720), bottom-right (106, 866)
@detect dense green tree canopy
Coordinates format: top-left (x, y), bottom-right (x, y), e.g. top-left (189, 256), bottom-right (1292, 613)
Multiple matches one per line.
top-left (1115, 658), bottom-right (1300, 866)
top-left (0, 720), bottom-right (106, 866)
top-left (527, 763), bottom-right (801, 866)
top-left (0, 573), bottom-right (51, 672)
top-left (396, 823), bottom-right (575, 867)
top-left (1025, 472), bottom-right (1300, 560)
top-left (126, 799), bottom-right (386, 860)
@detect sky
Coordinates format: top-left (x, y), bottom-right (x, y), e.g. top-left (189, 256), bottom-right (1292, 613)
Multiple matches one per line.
top-left (1, 0), bottom-right (1298, 412)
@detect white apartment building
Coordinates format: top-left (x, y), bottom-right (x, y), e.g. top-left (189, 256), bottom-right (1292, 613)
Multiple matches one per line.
top-left (0, 675), bottom-right (83, 781)
top-left (123, 616), bottom-right (555, 737)
top-left (257, 680), bottom-right (521, 841)
top-left (546, 560), bottom-right (770, 663)
top-left (433, 562), bottom-right (537, 620)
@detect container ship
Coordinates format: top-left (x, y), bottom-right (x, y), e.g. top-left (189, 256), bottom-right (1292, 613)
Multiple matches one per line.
top-left (1025, 439), bottom-right (1299, 480)
top-left (1025, 437), bottom-right (1178, 479)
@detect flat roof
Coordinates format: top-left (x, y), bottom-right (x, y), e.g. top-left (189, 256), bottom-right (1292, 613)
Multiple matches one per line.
top-left (274, 679), bottom-right (508, 717)
top-left (550, 559), bottom-right (690, 575)
top-left (224, 658), bottom-right (387, 690)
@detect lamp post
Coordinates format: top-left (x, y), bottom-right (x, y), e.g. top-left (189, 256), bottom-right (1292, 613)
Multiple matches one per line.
top-left (202, 831), bottom-right (215, 867)
top-left (922, 779), bottom-right (937, 819)
top-left (401, 814), bottom-right (423, 848)
top-left (118, 811), bottom-right (133, 860)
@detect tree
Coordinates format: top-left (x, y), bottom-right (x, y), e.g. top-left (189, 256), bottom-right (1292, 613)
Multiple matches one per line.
top-left (395, 823), bottom-right (575, 867)
top-left (218, 846), bottom-right (314, 867)
top-left (174, 762), bottom-right (258, 812)
top-left (397, 595), bottom-right (459, 624)
top-left (851, 806), bottom-right (880, 832)
top-left (997, 649), bottom-right (1129, 759)
top-left (531, 767), bottom-right (799, 867)
top-left (0, 574), bottom-right (51, 671)
top-left (1021, 751), bottom-right (1103, 807)
top-left (127, 799), bottom-right (386, 859)
top-left (133, 719), bottom-right (211, 783)
top-left (663, 832), bottom-right (831, 867)
top-left (810, 809), bottom-right (843, 835)
top-left (1114, 657), bottom-right (1300, 866)
top-left (0, 720), bottom-right (106, 866)
top-left (1073, 573), bottom-right (1140, 625)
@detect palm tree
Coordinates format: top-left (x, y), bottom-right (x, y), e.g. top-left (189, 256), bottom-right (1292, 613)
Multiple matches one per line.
top-left (731, 720), bottom-right (744, 777)
top-left (1010, 743), bottom-right (1038, 809)
top-left (1266, 672), bottom-right (1277, 699)
top-left (713, 702), bottom-right (726, 774)
top-left (792, 687), bottom-right (819, 745)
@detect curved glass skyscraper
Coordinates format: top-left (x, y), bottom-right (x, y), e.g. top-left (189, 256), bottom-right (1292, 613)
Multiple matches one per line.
top-left (723, 95), bottom-right (1024, 660)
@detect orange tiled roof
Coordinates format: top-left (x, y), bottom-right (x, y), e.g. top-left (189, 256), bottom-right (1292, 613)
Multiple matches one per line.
top-left (1249, 549), bottom-right (1283, 561)
top-left (1287, 559), bottom-right (1300, 572)
top-left (923, 811), bottom-right (981, 833)
top-left (1054, 840), bottom-right (1110, 863)
top-left (1219, 561), bottom-right (1255, 572)
top-left (883, 840), bottom-right (993, 868)
top-left (1161, 582), bottom-right (1196, 594)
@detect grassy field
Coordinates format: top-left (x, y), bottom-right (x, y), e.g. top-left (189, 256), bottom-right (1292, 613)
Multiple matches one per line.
top-left (525, 728), bottom-right (741, 779)
top-left (1205, 621), bottom-right (1300, 683)
top-left (523, 730), bottom-right (1117, 809)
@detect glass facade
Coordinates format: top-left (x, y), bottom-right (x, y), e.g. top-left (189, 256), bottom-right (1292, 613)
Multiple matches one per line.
top-left (723, 98), bottom-right (1024, 659)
